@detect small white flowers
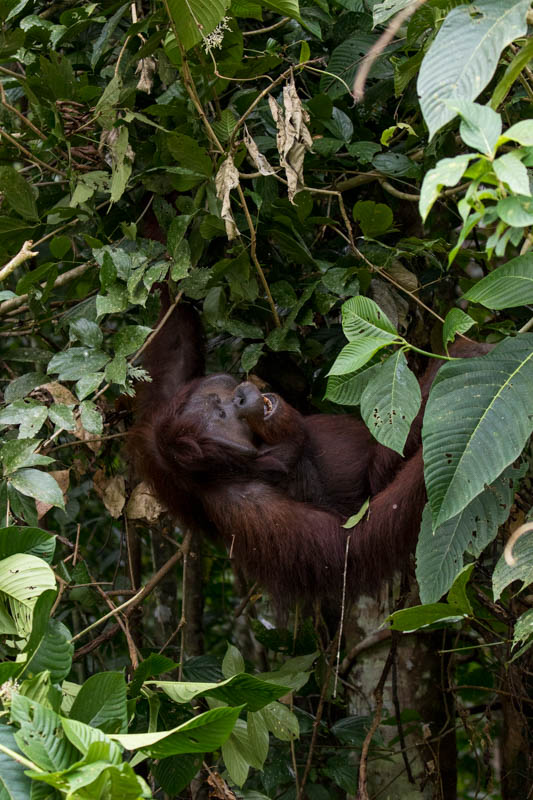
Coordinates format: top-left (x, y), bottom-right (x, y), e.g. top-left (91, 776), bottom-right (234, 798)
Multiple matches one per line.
top-left (202, 17), bottom-right (231, 54)
top-left (0, 678), bottom-right (20, 703)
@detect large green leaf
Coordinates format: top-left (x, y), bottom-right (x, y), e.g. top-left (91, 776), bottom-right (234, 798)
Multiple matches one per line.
top-left (359, 350), bottom-right (421, 455)
top-left (327, 337), bottom-right (393, 376)
top-left (341, 296), bottom-right (399, 340)
top-left (417, 0), bottom-right (529, 139)
top-left (423, 336), bottom-right (533, 528)
top-left (25, 618), bottom-right (73, 683)
top-left (325, 364), bottom-right (379, 406)
top-left (165, 0), bottom-right (231, 51)
top-left (416, 464), bottom-right (520, 604)
top-left (0, 723), bottom-right (33, 800)
top-left (261, 0), bottom-right (300, 18)
top-left (111, 705), bottom-right (243, 756)
top-left (11, 695), bottom-right (79, 773)
top-left (10, 469), bottom-right (64, 510)
top-left (419, 154), bottom-right (474, 221)
top-left (0, 527), bottom-right (55, 563)
top-left (152, 673), bottom-right (290, 712)
top-left (47, 348), bottom-right (109, 381)
top-left (463, 252), bottom-right (533, 309)
top-left (69, 672), bottom-right (128, 734)
top-left (0, 553), bottom-right (55, 612)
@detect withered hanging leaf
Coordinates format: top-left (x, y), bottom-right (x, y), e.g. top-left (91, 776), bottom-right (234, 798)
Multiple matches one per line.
top-left (243, 127), bottom-right (276, 176)
top-left (93, 469), bottom-right (126, 518)
top-left (268, 73), bottom-right (313, 203)
top-left (126, 481), bottom-right (165, 522)
top-left (215, 155), bottom-right (240, 240)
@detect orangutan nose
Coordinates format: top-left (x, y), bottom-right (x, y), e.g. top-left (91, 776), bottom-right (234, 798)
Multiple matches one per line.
top-left (233, 382), bottom-right (264, 418)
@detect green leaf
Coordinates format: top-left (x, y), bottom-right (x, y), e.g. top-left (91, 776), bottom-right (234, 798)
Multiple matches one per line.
top-left (25, 615), bottom-right (73, 685)
top-left (105, 356), bottom-right (127, 386)
top-left (328, 337), bottom-right (393, 376)
top-left (110, 126), bottom-right (133, 203)
top-left (4, 373), bottom-right (45, 404)
top-left (76, 373), bottom-right (104, 401)
top-left (491, 39), bottom-right (533, 109)
top-left (0, 166), bottom-right (38, 220)
top-left (493, 152), bottom-right (530, 195)
top-left (151, 754), bottom-right (203, 796)
top-left (165, 0), bottom-right (231, 51)
top-left (0, 400), bottom-right (48, 439)
top-left (70, 672), bottom-right (128, 734)
top-left (343, 499), bottom-right (369, 529)
top-left (497, 195), bottom-right (533, 227)
top-left (241, 343), bottom-right (263, 373)
top-left (222, 643), bottom-right (245, 678)
top-left (10, 469), bottom-right (65, 509)
top-left (341, 296), bottom-right (398, 340)
top-left (0, 553), bottom-right (56, 638)
top-left (69, 319), bottom-right (103, 348)
top-left (417, 0), bottom-right (530, 139)
top-left (388, 603), bottom-right (465, 632)
top-left (90, 2), bottom-right (128, 68)
top-left (512, 608), bottom-right (533, 649)
top-left (258, 701), bottom-right (299, 741)
top-left (111, 705), bottom-right (243, 756)
top-left (222, 717), bottom-right (263, 787)
top-left (152, 673), bottom-right (290, 712)
top-left (0, 527), bottom-right (55, 563)
top-left (419, 154), bottom-right (474, 221)
top-left (442, 309), bottom-right (475, 348)
top-left (446, 564), bottom-right (474, 615)
top-left (129, 654), bottom-right (178, 698)
top-left (352, 200), bottom-right (393, 237)
top-left (499, 118), bottom-right (533, 146)
top-left (416, 465), bottom-right (519, 603)
top-left (47, 348), bottom-right (109, 381)
top-left (0, 723), bottom-right (33, 800)
top-left (79, 401), bottom-right (102, 435)
top-left (373, 0), bottom-right (412, 26)
top-left (423, 336), bottom-right (533, 528)
top-left (463, 252), bottom-right (533, 309)
top-left (1, 440), bottom-right (53, 474)
top-left (325, 364), bottom-right (379, 406)
top-left (261, 0), bottom-right (300, 17)
top-left (360, 351), bottom-right (421, 454)
top-left (452, 100), bottom-right (502, 155)
top-left (61, 718), bottom-right (121, 763)
top-left (11, 695), bottom-right (78, 772)
top-left (113, 325), bottom-right (151, 357)
top-left (48, 404), bottom-right (76, 431)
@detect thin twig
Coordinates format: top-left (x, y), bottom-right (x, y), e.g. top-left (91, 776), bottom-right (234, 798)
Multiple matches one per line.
top-left (298, 633), bottom-right (341, 798)
top-left (242, 17), bottom-right (290, 36)
top-left (0, 126), bottom-right (66, 176)
top-left (0, 240), bottom-right (38, 281)
top-left (72, 545), bottom-right (186, 643)
top-left (353, 0), bottom-right (427, 102)
top-left (236, 184), bottom-right (280, 327)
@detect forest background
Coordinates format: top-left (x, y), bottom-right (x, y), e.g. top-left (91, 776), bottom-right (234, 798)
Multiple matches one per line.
top-left (0, 0), bottom-right (532, 798)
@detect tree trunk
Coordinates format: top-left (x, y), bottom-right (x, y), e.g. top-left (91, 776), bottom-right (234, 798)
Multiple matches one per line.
top-left (344, 586), bottom-right (456, 800)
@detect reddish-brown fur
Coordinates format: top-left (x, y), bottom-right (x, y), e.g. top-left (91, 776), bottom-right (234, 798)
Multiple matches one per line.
top-left (130, 295), bottom-right (485, 613)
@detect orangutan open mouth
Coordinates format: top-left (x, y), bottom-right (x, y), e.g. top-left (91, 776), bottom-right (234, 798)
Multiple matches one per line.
top-left (262, 394), bottom-right (276, 418)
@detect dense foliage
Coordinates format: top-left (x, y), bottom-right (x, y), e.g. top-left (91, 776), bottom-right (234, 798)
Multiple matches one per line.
top-left (0, 0), bottom-right (532, 798)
